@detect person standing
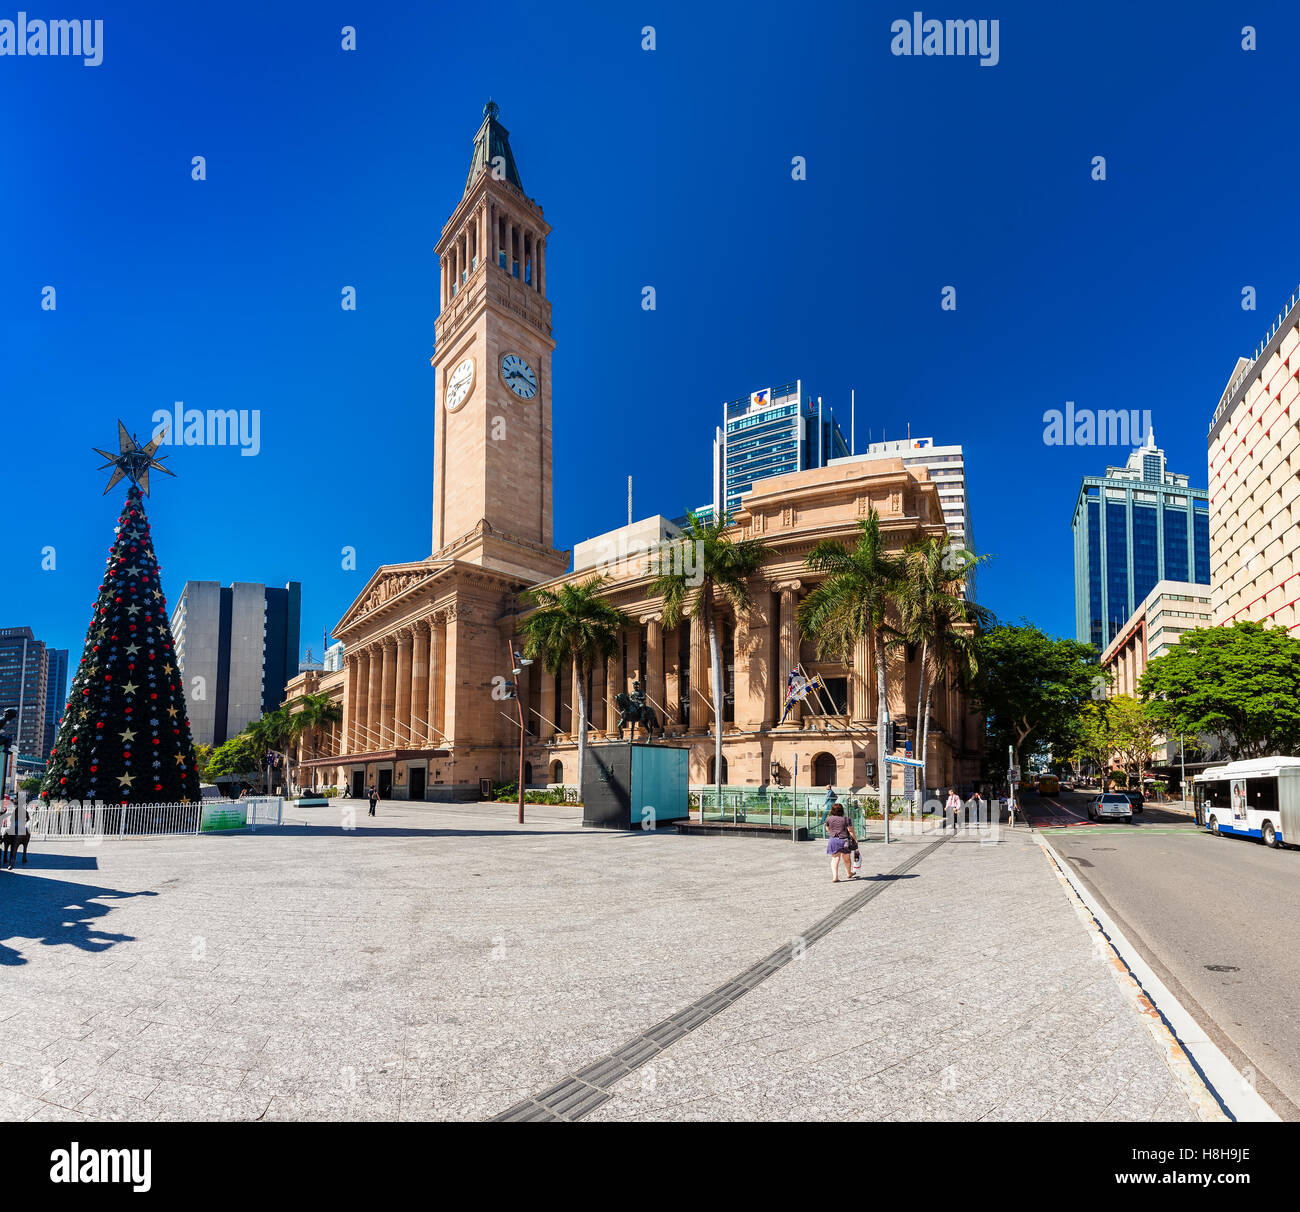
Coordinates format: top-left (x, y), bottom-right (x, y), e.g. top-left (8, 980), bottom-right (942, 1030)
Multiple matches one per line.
top-left (824, 802), bottom-right (857, 883)
top-left (944, 787), bottom-right (962, 832)
top-left (2, 794), bottom-right (30, 869)
top-left (367, 784), bottom-right (378, 817)
top-left (968, 789), bottom-right (986, 829)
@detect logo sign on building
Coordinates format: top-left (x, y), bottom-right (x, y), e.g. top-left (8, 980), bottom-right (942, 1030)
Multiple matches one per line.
top-left (749, 388), bottom-right (770, 410)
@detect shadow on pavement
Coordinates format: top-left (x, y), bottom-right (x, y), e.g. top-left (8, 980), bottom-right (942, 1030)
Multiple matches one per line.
top-left (0, 875), bottom-right (158, 966)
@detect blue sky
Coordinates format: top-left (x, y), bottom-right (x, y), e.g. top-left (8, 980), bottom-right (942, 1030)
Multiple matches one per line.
top-left (2, 0), bottom-right (1297, 669)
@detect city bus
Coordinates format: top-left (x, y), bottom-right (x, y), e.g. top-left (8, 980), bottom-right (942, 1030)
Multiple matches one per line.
top-left (1037, 773), bottom-right (1060, 795)
top-left (1193, 757), bottom-right (1300, 848)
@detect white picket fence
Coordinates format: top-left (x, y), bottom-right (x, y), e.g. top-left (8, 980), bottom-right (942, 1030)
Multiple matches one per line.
top-left (29, 796), bottom-right (283, 841)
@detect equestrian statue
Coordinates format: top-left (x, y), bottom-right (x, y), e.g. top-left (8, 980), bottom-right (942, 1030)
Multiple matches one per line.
top-left (613, 679), bottom-right (662, 741)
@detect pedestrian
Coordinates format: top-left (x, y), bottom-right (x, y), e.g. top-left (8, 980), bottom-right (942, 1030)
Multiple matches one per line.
top-left (817, 784), bottom-right (836, 830)
top-left (944, 787), bottom-right (962, 832)
top-left (2, 795), bottom-right (31, 869)
top-left (968, 788), bottom-right (986, 828)
top-left (824, 802), bottom-right (858, 883)
top-left (367, 784), bottom-right (378, 817)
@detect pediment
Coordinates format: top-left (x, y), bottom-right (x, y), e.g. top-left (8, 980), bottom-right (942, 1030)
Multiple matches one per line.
top-left (335, 562), bottom-right (449, 635)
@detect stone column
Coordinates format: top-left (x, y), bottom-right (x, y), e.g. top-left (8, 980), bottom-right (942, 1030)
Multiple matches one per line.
top-left (506, 218), bottom-right (515, 276)
top-left (379, 638), bottom-right (397, 749)
top-left (395, 628), bottom-right (413, 747)
top-left (851, 633), bottom-right (873, 724)
top-left (689, 613), bottom-right (709, 731)
top-left (626, 624), bottom-right (643, 693)
top-left (604, 649), bottom-right (620, 738)
top-left (732, 593), bottom-right (767, 731)
top-left (540, 666), bottom-right (557, 739)
top-left (570, 660), bottom-right (583, 737)
top-left (365, 645), bottom-right (382, 751)
top-left (428, 615), bottom-right (446, 745)
top-left (663, 626), bottom-right (681, 729)
top-left (642, 615), bottom-right (665, 726)
top-left (591, 658), bottom-right (606, 732)
top-left (538, 239), bottom-right (546, 295)
top-left (344, 655), bottom-right (359, 752)
top-left (411, 622), bottom-right (430, 744)
top-left (775, 582), bottom-right (802, 727)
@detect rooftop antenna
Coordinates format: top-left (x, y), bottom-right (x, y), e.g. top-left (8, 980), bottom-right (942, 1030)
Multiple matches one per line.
top-left (851, 389), bottom-right (855, 455)
top-left (627, 475), bottom-right (632, 527)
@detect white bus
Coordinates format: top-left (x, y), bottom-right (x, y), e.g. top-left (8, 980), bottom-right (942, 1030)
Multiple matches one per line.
top-left (1192, 757), bottom-right (1300, 848)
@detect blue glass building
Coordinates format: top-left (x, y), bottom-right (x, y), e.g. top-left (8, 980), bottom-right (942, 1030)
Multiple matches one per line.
top-left (1072, 431), bottom-right (1210, 650)
top-left (721, 381), bottom-right (849, 517)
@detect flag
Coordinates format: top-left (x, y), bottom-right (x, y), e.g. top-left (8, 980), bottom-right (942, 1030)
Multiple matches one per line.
top-left (778, 666), bottom-right (816, 723)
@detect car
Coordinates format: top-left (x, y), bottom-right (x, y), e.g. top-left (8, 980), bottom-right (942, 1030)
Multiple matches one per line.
top-left (1120, 789), bottom-right (1144, 814)
top-left (1088, 793), bottom-right (1134, 824)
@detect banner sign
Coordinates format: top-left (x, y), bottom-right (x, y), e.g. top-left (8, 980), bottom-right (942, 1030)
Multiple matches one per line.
top-left (200, 802), bottom-right (248, 832)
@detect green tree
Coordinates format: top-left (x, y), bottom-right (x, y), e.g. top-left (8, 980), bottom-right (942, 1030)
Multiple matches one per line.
top-left (243, 706), bottom-right (294, 791)
top-left (1070, 701), bottom-right (1113, 782)
top-left (896, 537), bottom-right (991, 797)
top-left (520, 576), bottom-right (629, 792)
top-left (290, 692), bottom-right (343, 790)
top-left (1140, 621), bottom-right (1300, 758)
top-left (971, 622), bottom-right (1099, 774)
top-left (651, 512), bottom-right (772, 805)
top-left (799, 510), bottom-right (907, 823)
top-left (1106, 694), bottom-right (1162, 787)
top-left (204, 732), bottom-right (263, 784)
top-left (192, 742), bottom-right (213, 779)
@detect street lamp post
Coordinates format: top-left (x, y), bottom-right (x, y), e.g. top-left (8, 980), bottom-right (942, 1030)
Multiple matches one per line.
top-left (508, 644), bottom-right (533, 825)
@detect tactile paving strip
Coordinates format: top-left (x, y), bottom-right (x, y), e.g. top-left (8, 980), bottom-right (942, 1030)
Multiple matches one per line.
top-left (492, 834), bottom-right (949, 1122)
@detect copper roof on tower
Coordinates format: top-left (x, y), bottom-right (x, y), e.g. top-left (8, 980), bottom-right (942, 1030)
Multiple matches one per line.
top-left (464, 99), bottom-right (524, 196)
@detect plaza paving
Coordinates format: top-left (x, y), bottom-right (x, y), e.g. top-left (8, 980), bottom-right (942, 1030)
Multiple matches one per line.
top-left (0, 799), bottom-right (1198, 1121)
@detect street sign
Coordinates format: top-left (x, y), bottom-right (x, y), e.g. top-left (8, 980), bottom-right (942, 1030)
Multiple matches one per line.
top-left (905, 740), bottom-right (913, 757)
top-left (1008, 766), bottom-right (1021, 782)
top-left (903, 764), bottom-right (916, 793)
top-left (885, 755), bottom-right (925, 768)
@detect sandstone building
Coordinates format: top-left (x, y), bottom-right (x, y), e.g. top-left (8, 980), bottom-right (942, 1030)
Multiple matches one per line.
top-left (286, 103), bottom-right (984, 800)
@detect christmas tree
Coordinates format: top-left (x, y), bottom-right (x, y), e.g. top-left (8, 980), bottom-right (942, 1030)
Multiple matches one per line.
top-left (41, 424), bottom-right (202, 805)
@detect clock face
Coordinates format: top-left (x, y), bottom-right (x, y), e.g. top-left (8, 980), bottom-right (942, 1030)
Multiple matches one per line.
top-left (501, 353), bottom-right (538, 400)
top-left (444, 357), bottom-right (475, 412)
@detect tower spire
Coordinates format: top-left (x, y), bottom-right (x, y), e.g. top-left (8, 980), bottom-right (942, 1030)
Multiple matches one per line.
top-left (464, 99), bottom-right (524, 196)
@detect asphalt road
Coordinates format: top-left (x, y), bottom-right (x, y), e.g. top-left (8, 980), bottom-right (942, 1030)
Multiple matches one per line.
top-left (1038, 789), bottom-right (1300, 1119)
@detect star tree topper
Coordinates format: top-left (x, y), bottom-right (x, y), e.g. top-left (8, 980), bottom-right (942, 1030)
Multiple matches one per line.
top-left (93, 420), bottom-right (176, 496)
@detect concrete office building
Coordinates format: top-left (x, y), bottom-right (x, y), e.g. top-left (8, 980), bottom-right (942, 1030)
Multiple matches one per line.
top-left (1099, 580), bottom-right (1214, 697)
top-left (720, 382), bottom-right (849, 517)
top-left (1209, 284), bottom-right (1300, 633)
top-left (1071, 431), bottom-right (1209, 651)
top-left (0, 627), bottom-right (49, 758)
top-left (171, 581), bottom-right (302, 746)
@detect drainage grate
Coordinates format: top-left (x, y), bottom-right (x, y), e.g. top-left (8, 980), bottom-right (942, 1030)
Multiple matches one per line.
top-left (1204, 964), bottom-right (1239, 973)
top-left (492, 834), bottom-right (950, 1122)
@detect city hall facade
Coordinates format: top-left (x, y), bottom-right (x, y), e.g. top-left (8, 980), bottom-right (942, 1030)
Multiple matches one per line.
top-left (287, 103), bottom-right (983, 799)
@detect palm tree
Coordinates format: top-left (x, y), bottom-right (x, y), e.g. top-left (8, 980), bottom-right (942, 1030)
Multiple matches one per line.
top-left (291, 692), bottom-right (344, 791)
top-left (520, 576), bottom-right (629, 794)
top-left (798, 510), bottom-right (907, 837)
top-left (245, 707), bottom-right (293, 792)
top-left (897, 538), bottom-right (991, 804)
top-left (650, 511), bottom-right (772, 812)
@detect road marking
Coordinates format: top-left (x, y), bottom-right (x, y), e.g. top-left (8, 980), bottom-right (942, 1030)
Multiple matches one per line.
top-left (1037, 832), bottom-right (1279, 1123)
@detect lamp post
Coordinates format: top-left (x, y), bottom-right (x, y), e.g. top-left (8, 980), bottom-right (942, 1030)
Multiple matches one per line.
top-left (508, 644), bottom-right (533, 825)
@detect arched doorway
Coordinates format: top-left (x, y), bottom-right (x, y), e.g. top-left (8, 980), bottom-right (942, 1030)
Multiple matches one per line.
top-left (812, 753), bottom-right (836, 787)
top-left (524, 761), bottom-right (533, 787)
top-left (550, 760), bottom-right (564, 784)
top-left (706, 755), bottom-right (729, 784)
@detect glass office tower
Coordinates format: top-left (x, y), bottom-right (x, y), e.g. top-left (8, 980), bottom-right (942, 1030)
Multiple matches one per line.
top-left (1072, 431), bottom-right (1210, 650)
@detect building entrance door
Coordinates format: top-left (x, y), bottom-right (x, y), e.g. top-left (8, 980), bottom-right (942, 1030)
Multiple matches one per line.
top-left (408, 766), bottom-right (425, 803)
top-left (352, 771), bottom-right (365, 798)
top-left (378, 769), bottom-right (393, 799)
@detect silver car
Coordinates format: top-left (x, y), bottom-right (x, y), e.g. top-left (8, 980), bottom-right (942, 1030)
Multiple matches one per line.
top-left (1088, 793), bottom-right (1134, 824)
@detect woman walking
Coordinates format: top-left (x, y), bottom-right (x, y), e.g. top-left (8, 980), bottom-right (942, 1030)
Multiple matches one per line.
top-left (825, 802), bottom-right (858, 883)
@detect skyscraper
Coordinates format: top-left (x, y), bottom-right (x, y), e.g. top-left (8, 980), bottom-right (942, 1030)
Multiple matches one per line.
top-left (0, 626), bottom-right (49, 757)
top-left (170, 581), bottom-right (302, 746)
top-left (720, 382), bottom-right (849, 517)
top-left (1071, 430), bottom-right (1210, 650)
top-left (43, 647), bottom-right (68, 753)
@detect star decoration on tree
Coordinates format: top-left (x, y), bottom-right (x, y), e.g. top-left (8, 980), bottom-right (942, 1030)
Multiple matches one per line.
top-left (93, 420), bottom-right (176, 497)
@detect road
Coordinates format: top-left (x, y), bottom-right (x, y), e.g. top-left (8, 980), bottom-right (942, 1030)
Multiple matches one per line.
top-left (1029, 788), bottom-right (1300, 1119)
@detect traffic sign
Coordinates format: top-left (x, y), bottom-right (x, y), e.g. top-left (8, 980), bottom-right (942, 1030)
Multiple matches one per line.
top-left (1008, 766), bottom-right (1021, 782)
top-left (886, 755), bottom-right (925, 768)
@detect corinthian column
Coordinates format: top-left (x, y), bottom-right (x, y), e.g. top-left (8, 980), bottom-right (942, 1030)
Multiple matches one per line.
top-left (851, 632), bottom-right (873, 724)
top-left (689, 613), bottom-right (709, 731)
top-left (380, 637), bottom-right (397, 749)
top-left (642, 615), bottom-right (665, 725)
top-left (412, 621), bottom-right (430, 744)
top-left (429, 613), bottom-right (447, 745)
top-left (775, 581), bottom-right (803, 728)
top-left (395, 627), bottom-right (413, 748)
top-left (365, 645), bottom-right (382, 751)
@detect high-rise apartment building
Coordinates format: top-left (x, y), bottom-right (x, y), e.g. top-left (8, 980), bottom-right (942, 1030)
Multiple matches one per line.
top-left (720, 382), bottom-right (849, 517)
top-left (1072, 431), bottom-right (1209, 650)
top-left (0, 626), bottom-right (49, 757)
top-left (1209, 284), bottom-right (1300, 633)
top-left (170, 581), bottom-right (302, 746)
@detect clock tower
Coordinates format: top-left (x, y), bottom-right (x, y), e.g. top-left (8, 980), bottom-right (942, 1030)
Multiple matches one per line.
top-left (431, 100), bottom-right (569, 584)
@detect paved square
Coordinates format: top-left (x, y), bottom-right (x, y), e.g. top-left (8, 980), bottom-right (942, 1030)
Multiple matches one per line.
top-left (0, 801), bottom-right (1196, 1121)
